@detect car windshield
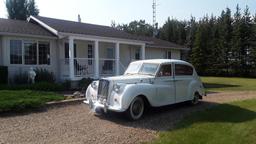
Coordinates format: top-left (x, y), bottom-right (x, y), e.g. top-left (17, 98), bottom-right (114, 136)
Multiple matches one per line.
top-left (125, 62), bottom-right (159, 76)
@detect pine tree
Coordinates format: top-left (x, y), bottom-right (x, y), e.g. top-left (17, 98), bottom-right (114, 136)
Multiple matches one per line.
top-left (191, 17), bottom-right (210, 75)
top-left (218, 8), bottom-right (233, 74)
top-left (231, 4), bottom-right (243, 75)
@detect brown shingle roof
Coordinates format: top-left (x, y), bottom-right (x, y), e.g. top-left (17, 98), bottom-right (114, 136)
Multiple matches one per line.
top-left (0, 16), bottom-right (187, 49)
top-left (34, 16), bottom-right (144, 41)
top-left (0, 18), bottom-right (55, 37)
top-left (33, 16), bottom-right (187, 49)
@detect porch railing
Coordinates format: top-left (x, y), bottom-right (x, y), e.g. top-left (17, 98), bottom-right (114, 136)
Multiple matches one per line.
top-left (99, 58), bottom-right (116, 76)
top-left (61, 58), bottom-right (127, 78)
top-left (60, 58), bottom-right (95, 78)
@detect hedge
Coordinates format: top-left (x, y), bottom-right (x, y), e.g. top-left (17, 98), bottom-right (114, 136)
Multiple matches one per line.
top-left (0, 66), bottom-right (8, 84)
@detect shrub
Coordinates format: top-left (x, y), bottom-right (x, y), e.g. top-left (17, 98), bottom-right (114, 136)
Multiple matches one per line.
top-left (62, 80), bottom-right (71, 90)
top-left (13, 72), bottom-right (28, 85)
top-left (79, 78), bottom-right (93, 90)
top-left (29, 82), bottom-right (64, 91)
top-left (35, 68), bottom-right (55, 83)
top-left (0, 66), bottom-right (8, 84)
top-left (0, 90), bottom-right (64, 112)
top-left (0, 82), bottom-right (64, 91)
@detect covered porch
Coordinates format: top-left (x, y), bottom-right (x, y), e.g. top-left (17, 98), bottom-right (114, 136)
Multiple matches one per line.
top-left (60, 36), bottom-right (146, 81)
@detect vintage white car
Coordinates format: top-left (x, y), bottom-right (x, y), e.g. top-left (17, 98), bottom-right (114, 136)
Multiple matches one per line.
top-left (85, 59), bottom-right (205, 120)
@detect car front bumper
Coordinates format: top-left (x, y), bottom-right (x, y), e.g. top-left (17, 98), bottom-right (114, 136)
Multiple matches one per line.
top-left (84, 98), bottom-right (126, 113)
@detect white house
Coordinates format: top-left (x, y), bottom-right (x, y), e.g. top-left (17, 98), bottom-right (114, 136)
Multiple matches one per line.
top-left (0, 16), bottom-right (188, 82)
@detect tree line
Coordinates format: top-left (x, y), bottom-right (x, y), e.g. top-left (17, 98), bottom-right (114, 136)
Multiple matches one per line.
top-left (114, 5), bottom-right (256, 77)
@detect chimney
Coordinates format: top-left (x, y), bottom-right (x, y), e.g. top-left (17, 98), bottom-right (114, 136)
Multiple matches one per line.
top-left (78, 14), bottom-right (81, 23)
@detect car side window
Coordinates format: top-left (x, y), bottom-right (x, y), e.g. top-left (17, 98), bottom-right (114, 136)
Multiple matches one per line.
top-left (175, 64), bottom-right (193, 76)
top-left (157, 64), bottom-right (172, 77)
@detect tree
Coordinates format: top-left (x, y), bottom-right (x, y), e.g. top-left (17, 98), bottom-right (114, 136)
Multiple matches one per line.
top-left (113, 20), bottom-right (154, 37)
top-left (27, 0), bottom-right (39, 16)
top-left (218, 8), bottom-right (233, 74)
top-left (159, 18), bottom-right (187, 45)
top-left (191, 17), bottom-right (210, 75)
top-left (231, 4), bottom-right (243, 75)
top-left (6, 0), bottom-right (39, 20)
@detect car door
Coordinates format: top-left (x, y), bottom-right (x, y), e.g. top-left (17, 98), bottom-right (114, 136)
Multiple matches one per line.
top-left (174, 64), bottom-right (194, 102)
top-left (153, 63), bottom-right (176, 106)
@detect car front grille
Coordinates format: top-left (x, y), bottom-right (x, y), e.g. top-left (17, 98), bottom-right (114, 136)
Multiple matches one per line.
top-left (97, 79), bottom-right (109, 103)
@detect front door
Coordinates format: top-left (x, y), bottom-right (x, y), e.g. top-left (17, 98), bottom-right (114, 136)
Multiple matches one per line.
top-left (153, 64), bottom-right (175, 106)
top-left (167, 51), bottom-right (172, 59)
top-left (174, 64), bottom-right (194, 102)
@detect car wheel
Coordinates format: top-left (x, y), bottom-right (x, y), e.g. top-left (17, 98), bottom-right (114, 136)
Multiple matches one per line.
top-left (191, 93), bottom-right (200, 105)
top-left (126, 97), bottom-right (144, 120)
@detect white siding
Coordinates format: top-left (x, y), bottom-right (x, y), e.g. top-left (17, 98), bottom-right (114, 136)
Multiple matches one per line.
top-left (2, 36), bottom-right (59, 81)
top-left (145, 48), bottom-right (166, 59)
top-left (145, 47), bottom-right (181, 60)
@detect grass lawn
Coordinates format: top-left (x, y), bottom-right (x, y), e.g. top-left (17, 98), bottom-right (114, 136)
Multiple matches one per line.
top-left (151, 99), bottom-right (256, 144)
top-left (0, 90), bottom-right (64, 112)
top-left (201, 77), bottom-right (256, 92)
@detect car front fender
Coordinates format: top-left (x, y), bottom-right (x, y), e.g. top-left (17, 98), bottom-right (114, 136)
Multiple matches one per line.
top-left (119, 83), bottom-right (156, 110)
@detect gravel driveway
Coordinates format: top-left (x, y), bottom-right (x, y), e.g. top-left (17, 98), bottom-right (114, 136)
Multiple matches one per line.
top-left (1, 91), bottom-right (256, 144)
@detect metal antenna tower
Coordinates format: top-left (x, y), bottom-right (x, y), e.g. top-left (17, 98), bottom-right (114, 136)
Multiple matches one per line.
top-left (152, 0), bottom-right (157, 37)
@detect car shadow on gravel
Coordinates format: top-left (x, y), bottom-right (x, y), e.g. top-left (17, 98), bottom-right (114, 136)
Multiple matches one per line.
top-left (96, 101), bottom-right (218, 131)
top-left (96, 100), bottom-right (256, 131)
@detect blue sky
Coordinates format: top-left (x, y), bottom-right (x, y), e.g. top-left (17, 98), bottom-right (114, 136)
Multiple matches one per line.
top-left (0, 0), bottom-right (255, 26)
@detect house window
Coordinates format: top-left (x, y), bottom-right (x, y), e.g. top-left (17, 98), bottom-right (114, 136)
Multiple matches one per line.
top-left (88, 44), bottom-right (93, 65)
top-left (10, 40), bottom-right (22, 64)
top-left (24, 41), bottom-right (37, 65)
top-left (175, 64), bottom-right (193, 76)
top-left (65, 43), bottom-right (77, 59)
top-left (39, 41), bottom-right (50, 65)
top-left (167, 51), bottom-right (172, 59)
top-left (10, 40), bottom-right (51, 65)
top-left (135, 49), bottom-right (140, 60)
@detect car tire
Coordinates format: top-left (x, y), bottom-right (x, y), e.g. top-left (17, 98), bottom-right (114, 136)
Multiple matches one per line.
top-left (191, 93), bottom-right (200, 105)
top-left (126, 97), bottom-right (144, 120)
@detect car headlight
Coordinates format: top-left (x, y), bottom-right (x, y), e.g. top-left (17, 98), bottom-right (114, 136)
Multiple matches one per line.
top-left (113, 83), bottom-right (125, 93)
top-left (113, 84), bottom-right (121, 93)
top-left (91, 81), bottom-right (98, 90)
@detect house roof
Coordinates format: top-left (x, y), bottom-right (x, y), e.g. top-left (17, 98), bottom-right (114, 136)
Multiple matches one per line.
top-left (0, 18), bottom-right (56, 37)
top-left (0, 16), bottom-right (187, 50)
top-left (33, 16), bottom-right (145, 41)
top-left (32, 16), bottom-right (188, 50)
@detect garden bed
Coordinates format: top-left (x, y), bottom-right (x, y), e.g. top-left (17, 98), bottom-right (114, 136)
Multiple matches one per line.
top-left (0, 90), bottom-right (64, 112)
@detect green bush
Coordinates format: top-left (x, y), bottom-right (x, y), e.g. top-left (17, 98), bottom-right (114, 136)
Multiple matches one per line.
top-left (29, 82), bottom-right (64, 91)
top-left (0, 82), bottom-right (64, 91)
top-left (79, 78), bottom-right (93, 90)
top-left (13, 72), bottom-right (28, 85)
top-left (35, 68), bottom-right (55, 83)
top-left (0, 90), bottom-right (64, 112)
top-left (0, 66), bottom-right (8, 84)
top-left (62, 80), bottom-right (71, 90)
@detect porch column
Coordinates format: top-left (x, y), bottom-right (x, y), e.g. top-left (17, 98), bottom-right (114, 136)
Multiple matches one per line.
top-left (94, 40), bottom-right (99, 78)
top-left (69, 37), bottom-right (75, 80)
top-left (115, 42), bottom-right (120, 75)
top-left (141, 44), bottom-right (146, 60)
